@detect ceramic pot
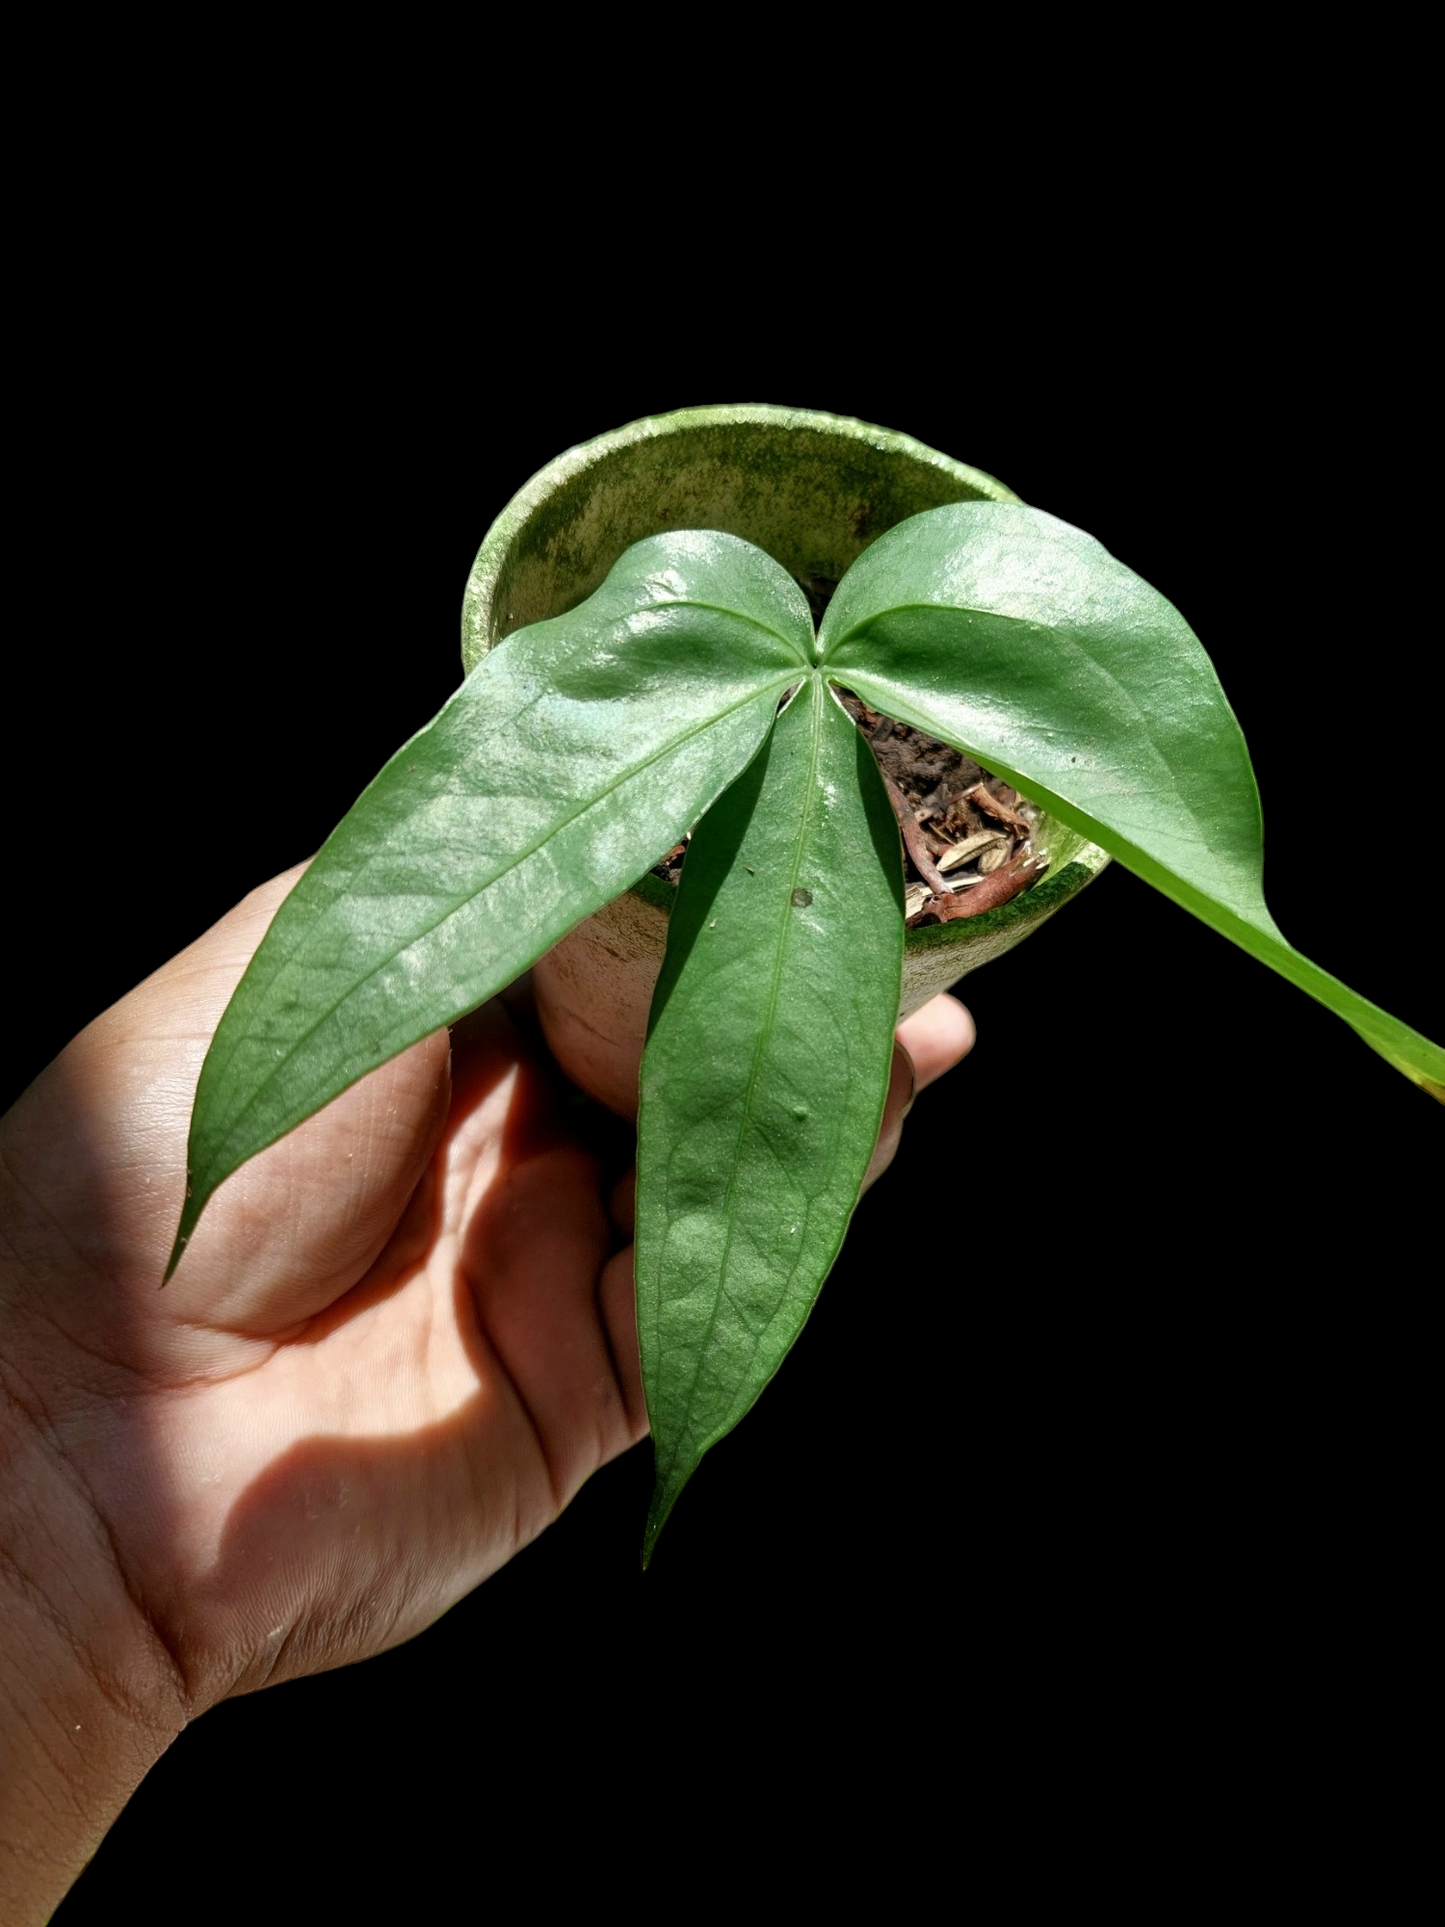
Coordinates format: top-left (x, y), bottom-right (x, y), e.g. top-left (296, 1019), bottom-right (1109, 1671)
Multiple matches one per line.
top-left (463, 405), bottom-right (1110, 1115)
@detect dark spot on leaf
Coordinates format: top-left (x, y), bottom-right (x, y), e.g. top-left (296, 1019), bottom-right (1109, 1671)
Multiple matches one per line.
top-left (791, 887), bottom-right (813, 908)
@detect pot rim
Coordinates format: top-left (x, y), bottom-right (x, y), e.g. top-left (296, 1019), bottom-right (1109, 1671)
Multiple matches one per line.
top-left (462, 403), bottom-right (1110, 962)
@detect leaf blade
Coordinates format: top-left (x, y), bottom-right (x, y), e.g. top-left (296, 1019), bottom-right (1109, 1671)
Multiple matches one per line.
top-left (171, 532), bottom-right (812, 1274)
top-left (635, 676), bottom-right (905, 1561)
top-left (822, 503), bottom-right (1444, 1095)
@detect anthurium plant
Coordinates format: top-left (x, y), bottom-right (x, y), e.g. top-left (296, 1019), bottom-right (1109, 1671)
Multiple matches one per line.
top-left (169, 413), bottom-right (1443, 1562)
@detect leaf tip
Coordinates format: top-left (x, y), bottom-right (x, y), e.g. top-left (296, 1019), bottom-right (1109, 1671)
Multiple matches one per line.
top-left (640, 1491), bottom-right (669, 1571)
top-left (641, 1455), bottom-right (698, 1569)
top-left (162, 1178), bottom-right (207, 1287)
top-left (161, 1232), bottom-right (186, 1288)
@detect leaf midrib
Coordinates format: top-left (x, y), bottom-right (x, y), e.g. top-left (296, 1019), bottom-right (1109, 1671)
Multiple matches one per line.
top-left (243, 591), bottom-right (807, 992)
top-left (828, 598), bottom-right (1260, 866)
top-left (653, 677), bottom-right (824, 1484)
top-left (197, 668), bottom-right (797, 1182)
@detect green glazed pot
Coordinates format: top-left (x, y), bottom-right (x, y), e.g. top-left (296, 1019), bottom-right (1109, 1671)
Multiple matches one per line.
top-left (463, 405), bottom-right (1111, 1115)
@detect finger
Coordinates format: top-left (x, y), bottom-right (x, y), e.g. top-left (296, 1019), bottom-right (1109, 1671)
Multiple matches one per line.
top-left (161, 872), bottom-right (459, 1339)
top-left (862, 1042), bottom-right (917, 1192)
top-left (598, 1247), bottom-right (649, 1444)
top-left (861, 997), bottom-right (976, 1192)
top-left (173, 1027), bottom-right (453, 1339)
top-left (456, 1042), bottom-right (641, 1496)
top-left (608, 1168), bottom-right (637, 1238)
top-left (896, 992), bottom-right (975, 1089)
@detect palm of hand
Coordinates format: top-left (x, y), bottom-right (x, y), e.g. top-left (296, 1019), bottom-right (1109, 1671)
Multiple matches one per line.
top-left (2, 870), bottom-right (644, 1716)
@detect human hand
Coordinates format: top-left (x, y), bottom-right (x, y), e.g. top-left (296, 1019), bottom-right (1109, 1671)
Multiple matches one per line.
top-left (0, 866), bottom-right (973, 1916)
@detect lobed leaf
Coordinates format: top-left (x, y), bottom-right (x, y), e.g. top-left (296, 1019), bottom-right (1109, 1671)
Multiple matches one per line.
top-left (635, 675), bottom-right (904, 1562)
top-left (822, 503), bottom-right (1444, 1097)
top-left (169, 532), bottom-right (812, 1275)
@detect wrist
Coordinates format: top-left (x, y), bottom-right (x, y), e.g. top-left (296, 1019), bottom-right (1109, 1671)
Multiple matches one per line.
top-left (1, 1357), bottom-right (187, 1923)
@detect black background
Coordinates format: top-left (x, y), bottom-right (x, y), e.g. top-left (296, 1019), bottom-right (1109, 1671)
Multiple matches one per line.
top-left (18, 247), bottom-right (1438, 1913)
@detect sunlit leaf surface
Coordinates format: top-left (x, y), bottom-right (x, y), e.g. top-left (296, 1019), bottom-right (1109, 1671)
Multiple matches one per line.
top-left (171, 533), bottom-right (810, 1273)
top-left (823, 503), bottom-right (1444, 1095)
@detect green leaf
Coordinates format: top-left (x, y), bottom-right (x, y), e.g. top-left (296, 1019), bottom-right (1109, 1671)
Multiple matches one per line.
top-left (635, 675), bottom-right (905, 1563)
top-left (170, 532), bottom-right (812, 1276)
top-left (822, 502), bottom-right (1444, 1096)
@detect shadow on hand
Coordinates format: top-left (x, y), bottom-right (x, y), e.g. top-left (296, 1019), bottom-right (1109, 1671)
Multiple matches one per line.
top-left (173, 999), bottom-right (643, 1704)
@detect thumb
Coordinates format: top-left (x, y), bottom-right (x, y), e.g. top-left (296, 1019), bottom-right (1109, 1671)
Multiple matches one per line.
top-left (5, 866), bottom-right (452, 1362)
